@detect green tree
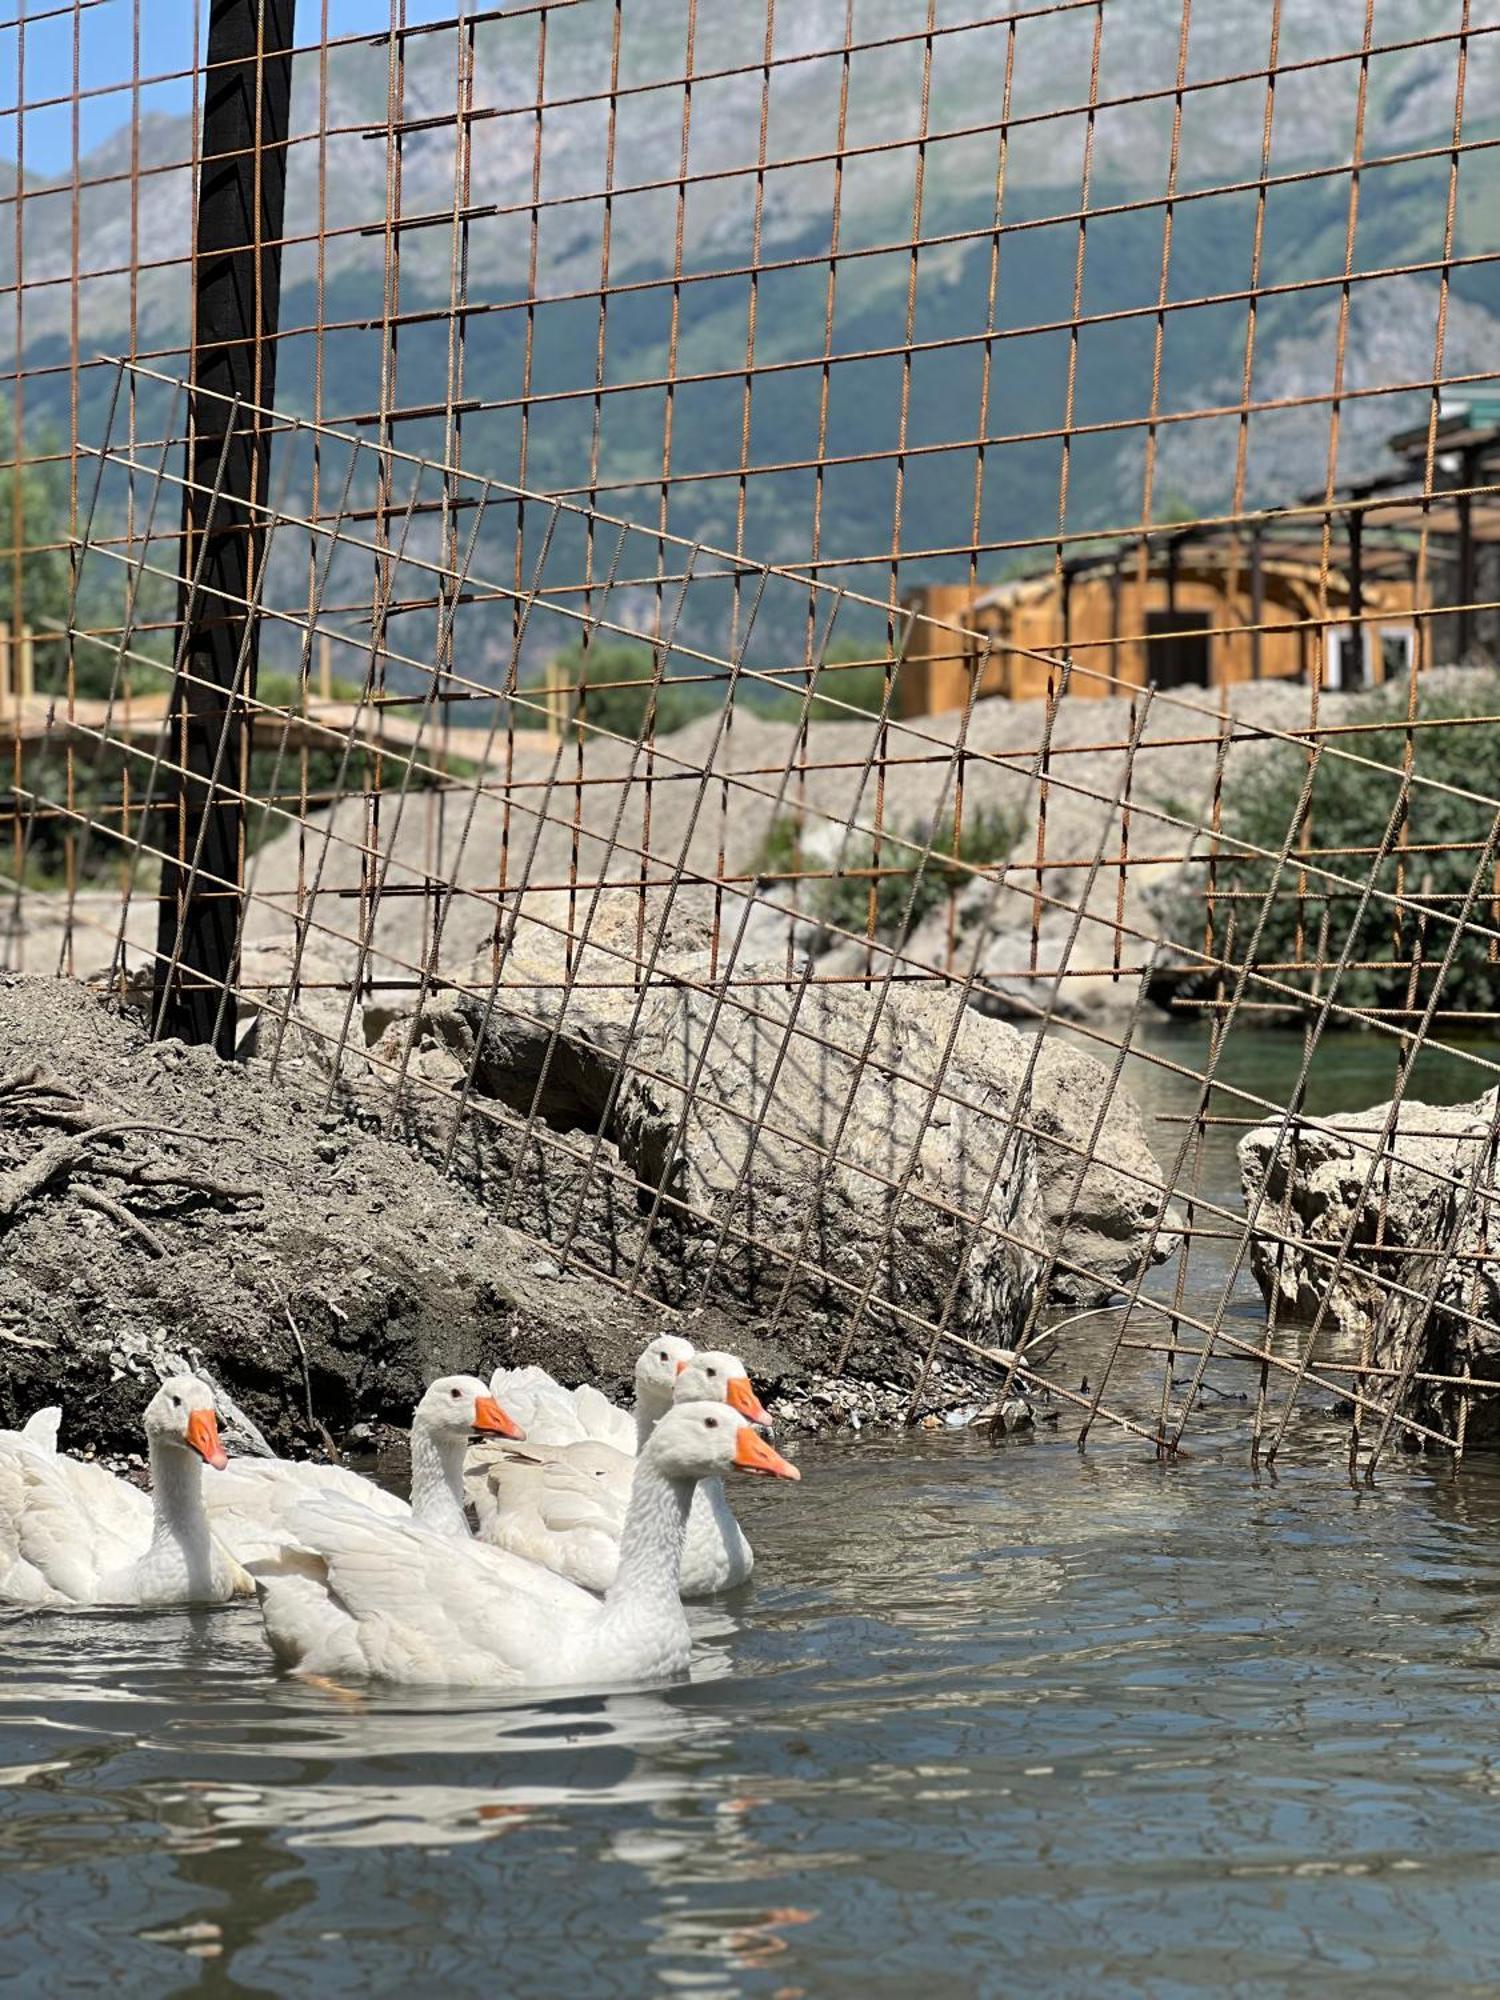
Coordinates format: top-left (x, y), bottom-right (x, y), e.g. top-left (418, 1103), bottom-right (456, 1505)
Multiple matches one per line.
top-left (0, 398), bottom-right (72, 644)
top-left (756, 635), bottom-right (895, 724)
top-left (0, 397), bottom-right (181, 699)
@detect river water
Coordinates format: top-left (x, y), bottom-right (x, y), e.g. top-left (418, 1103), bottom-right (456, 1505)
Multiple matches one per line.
top-left (4, 1430), bottom-right (1500, 1996)
top-left (6, 1025), bottom-right (1500, 1995)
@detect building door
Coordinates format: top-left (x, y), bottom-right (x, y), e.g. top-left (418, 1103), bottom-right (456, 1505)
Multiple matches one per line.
top-left (1144, 610), bottom-right (1212, 688)
top-left (1324, 626), bottom-right (1366, 691)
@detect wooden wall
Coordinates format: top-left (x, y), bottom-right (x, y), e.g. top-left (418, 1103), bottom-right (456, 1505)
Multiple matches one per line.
top-left (899, 561), bottom-right (1420, 718)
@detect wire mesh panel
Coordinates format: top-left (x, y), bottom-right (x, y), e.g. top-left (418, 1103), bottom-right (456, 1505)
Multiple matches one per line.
top-left (0, 358), bottom-right (1489, 1471)
top-left (3, 3), bottom-right (1500, 1466)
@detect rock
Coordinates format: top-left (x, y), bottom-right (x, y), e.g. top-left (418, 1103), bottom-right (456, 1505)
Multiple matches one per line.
top-left (304, 914), bottom-right (1174, 1347)
top-left (1018, 1035), bottom-right (1181, 1303)
top-left (1239, 1089), bottom-right (1500, 1446)
top-left (616, 973), bottom-right (1048, 1350)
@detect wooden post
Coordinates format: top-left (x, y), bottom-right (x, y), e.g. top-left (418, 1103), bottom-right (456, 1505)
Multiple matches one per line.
top-left (153, 0), bottom-right (297, 1052)
top-left (0, 620), bottom-right (10, 713)
top-left (17, 625), bottom-right (33, 702)
top-left (899, 584), bottom-right (974, 716)
top-left (1457, 448), bottom-right (1476, 662)
top-left (544, 652), bottom-right (563, 745)
top-left (1249, 528), bottom-right (1264, 682)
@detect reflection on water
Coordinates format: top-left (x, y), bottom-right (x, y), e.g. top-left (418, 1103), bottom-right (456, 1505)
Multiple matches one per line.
top-left (6, 1428), bottom-right (1500, 1996)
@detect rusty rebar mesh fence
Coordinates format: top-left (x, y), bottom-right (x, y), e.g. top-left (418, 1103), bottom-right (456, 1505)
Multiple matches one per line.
top-left (5, 2), bottom-right (1500, 1470)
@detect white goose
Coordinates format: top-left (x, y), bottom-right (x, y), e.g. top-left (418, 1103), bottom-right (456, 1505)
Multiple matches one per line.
top-left (0, 1375), bottom-right (249, 1609)
top-left (489, 1335), bottom-right (695, 1454)
top-left (252, 1403), bottom-right (800, 1688)
top-left (0, 1406), bottom-right (61, 1456)
top-left (203, 1374), bottom-right (521, 1564)
top-left (471, 1349), bottom-right (770, 1597)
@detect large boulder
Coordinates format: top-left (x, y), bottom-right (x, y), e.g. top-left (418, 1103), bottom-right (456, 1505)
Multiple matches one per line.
top-left (614, 974), bottom-right (1048, 1347)
top-left (1020, 1033), bottom-right (1180, 1303)
top-left (308, 914), bottom-right (1176, 1345)
top-left (1239, 1090), bottom-right (1500, 1446)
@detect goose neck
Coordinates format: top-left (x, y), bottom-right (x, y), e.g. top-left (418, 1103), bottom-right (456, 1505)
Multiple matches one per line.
top-left (146, 1435), bottom-right (212, 1554)
top-left (604, 1454), bottom-right (694, 1622)
top-left (634, 1387), bottom-right (672, 1452)
top-left (409, 1422), bottom-right (471, 1538)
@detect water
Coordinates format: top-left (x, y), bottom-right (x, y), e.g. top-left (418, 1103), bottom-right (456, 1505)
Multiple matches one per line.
top-left (7, 1025), bottom-right (1500, 1996)
top-left (5, 1429), bottom-right (1500, 1997)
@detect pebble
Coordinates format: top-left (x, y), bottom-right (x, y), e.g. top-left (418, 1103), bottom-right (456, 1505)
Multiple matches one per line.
top-left (767, 1368), bottom-right (996, 1436)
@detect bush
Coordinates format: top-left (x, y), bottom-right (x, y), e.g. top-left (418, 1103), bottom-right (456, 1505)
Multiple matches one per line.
top-left (548, 641), bottom-right (717, 739)
top-left (755, 638), bottom-right (893, 723)
top-left (757, 798), bottom-right (1020, 947)
top-left (540, 634), bottom-right (897, 738)
top-left (1169, 675), bottom-right (1500, 1019)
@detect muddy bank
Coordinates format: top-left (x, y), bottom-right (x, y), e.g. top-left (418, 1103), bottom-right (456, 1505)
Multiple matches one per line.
top-left (0, 976), bottom-right (1008, 1456)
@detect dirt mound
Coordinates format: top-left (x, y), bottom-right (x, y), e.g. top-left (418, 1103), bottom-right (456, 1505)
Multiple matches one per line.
top-left (0, 974), bottom-right (708, 1455)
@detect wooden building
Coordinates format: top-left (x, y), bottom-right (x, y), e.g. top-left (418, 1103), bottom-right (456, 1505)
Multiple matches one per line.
top-left (897, 403), bottom-right (1500, 719)
top-left (900, 537), bottom-right (1420, 718)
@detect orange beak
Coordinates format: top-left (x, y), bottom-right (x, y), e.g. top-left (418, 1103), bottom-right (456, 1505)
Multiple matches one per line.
top-left (185, 1407), bottom-right (228, 1471)
top-left (726, 1375), bottom-right (771, 1426)
top-left (675, 1358), bottom-right (690, 1375)
top-left (472, 1394), bottom-right (524, 1440)
top-left (732, 1426), bottom-right (801, 1482)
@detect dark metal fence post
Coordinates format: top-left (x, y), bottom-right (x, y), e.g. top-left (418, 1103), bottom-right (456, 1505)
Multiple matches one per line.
top-left (154, 0), bottom-right (296, 1051)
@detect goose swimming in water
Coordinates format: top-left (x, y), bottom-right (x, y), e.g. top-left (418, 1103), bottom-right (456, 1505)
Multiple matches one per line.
top-left (252, 1403), bottom-right (800, 1689)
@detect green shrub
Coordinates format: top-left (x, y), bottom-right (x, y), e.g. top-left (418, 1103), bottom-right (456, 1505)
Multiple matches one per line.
top-left (548, 641), bottom-right (717, 739)
top-left (757, 798), bottom-right (1021, 947)
top-left (1169, 674), bottom-right (1500, 1018)
top-left (755, 638), bottom-right (893, 723)
top-left (539, 634), bottom-right (897, 738)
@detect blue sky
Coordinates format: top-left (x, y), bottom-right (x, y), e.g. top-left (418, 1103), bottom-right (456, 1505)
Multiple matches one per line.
top-left (3, 1), bottom-right (461, 178)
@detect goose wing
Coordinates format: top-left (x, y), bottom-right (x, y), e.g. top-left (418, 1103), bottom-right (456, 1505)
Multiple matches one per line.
top-left (5, 1407), bottom-right (62, 1455)
top-left (570, 1384), bottom-right (636, 1453)
top-left (278, 1494), bottom-right (595, 1685)
top-left (488, 1367), bottom-right (635, 1453)
top-left (488, 1365), bottom-right (594, 1447)
top-left (472, 1441), bottom-right (629, 1594)
top-left (4, 1446), bottom-right (148, 1603)
top-left (0, 1446), bottom-right (64, 1604)
top-left (205, 1457), bottom-right (407, 1565)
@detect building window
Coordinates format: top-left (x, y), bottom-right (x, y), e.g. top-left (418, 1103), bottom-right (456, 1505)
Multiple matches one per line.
top-left (1144, 610), bottom-right (1212, 688)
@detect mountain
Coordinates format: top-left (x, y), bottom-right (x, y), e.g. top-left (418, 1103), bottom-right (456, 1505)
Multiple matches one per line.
top-left (4, 0), bottom-right (1498, 670)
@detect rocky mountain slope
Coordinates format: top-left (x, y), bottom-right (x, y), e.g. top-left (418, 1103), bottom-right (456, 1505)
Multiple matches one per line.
top-left (5, 0), bottom-right (1498, 648)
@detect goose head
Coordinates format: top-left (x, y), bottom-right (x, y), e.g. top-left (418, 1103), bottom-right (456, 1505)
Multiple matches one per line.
top-left (645, 1402), bottom-right (801, 1485)
top-left (634, 1334), bottom-right (696, 1416)
top-left (416, 1374), bottom-right (524, 1441)
top-left (672, 1349), bottom-right (771, 1427)
top-left (146, 1374), bottom-right (228, 1470)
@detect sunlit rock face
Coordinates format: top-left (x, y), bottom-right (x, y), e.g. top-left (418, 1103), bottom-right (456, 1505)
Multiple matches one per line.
top-left (1240, 1090), bottom-right (1500, 1447)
